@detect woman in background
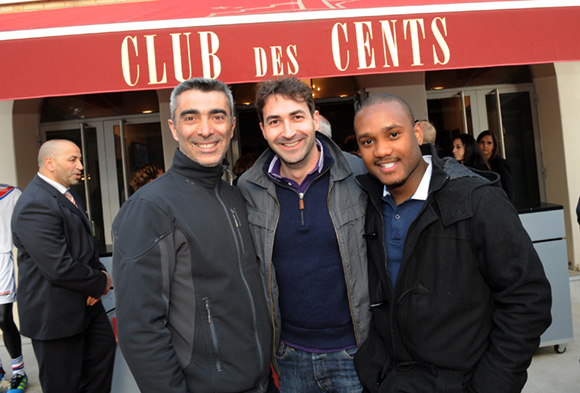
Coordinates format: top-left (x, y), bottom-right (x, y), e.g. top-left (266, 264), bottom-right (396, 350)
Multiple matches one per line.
top-left (477, 130), bottom-right (514, 202)
top-left (452, 134), bottom-right (490, 171)
top-left (130, 163), bottom-right (163, 192)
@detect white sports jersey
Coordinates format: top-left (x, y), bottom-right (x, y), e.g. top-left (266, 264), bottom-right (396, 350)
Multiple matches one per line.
top-left (0, 185), bottom-right (21, 253)
top-left (0, 185), bottom-right (21, 304)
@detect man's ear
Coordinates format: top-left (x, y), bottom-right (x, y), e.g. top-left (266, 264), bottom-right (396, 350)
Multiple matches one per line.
top-left (44, 157), bottom-right (55, 172)
top-left (168, 119), bottom-right (179, 142)
top-left (313, 110), bottom-right (320, 131)
top-left (414, 121), bottom-right (424, 145)
top-left (230, 117), bottom-right (236, 140)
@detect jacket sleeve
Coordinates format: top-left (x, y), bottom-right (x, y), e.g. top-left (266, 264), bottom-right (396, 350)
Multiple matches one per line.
top-left (496, 158), bottom-right (514, 203)
top-left (469, 186), bottom-right (552, 393)
top-left (112, 197), bottom-right (188, 393)
top-left (12, 198), bottom-right (106, 298)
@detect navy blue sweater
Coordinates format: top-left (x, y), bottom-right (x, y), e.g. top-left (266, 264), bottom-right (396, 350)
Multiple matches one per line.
top-left (270, 152), bottom-right (356, 351)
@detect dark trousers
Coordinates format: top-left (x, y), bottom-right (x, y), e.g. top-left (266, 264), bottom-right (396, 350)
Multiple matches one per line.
top-left (31, 306), bottom-right (116, 393)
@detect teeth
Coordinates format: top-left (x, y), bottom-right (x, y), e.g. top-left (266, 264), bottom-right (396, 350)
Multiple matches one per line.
top-left (283, 141), bottom-right (300, 147)
top-left (197, 142), bottom-right (217, 148)
top-left (380, 162), bottom-right (395, 168)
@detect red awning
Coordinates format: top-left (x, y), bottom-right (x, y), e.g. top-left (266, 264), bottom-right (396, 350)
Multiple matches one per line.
top-left (1, 0), bottom-right (579, 100)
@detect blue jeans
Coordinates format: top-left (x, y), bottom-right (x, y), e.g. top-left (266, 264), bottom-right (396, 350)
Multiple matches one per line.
top-left (276, 342), bottom-right (363, 393)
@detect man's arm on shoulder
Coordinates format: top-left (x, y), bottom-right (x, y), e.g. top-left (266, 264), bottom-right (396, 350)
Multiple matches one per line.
top-left (13, 199), bottom-right (106, 297)
top-left (112, 197), bottom-right (188, 393)
top-left (470, 187), bottom-right (551, 393)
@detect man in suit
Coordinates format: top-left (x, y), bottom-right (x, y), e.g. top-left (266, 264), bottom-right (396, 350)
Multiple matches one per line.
top-left (11, 139), bottom-right (115, 393)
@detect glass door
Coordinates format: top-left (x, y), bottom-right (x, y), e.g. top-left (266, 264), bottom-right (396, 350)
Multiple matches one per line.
top-left (484, 89), bottom-right (541, 207)
top-left (44, 126), bottom-right (108, 254)
top-left (426, 91), bottom-right (480, 158)
top-left (41, 114), bottom-right (163, 254)
top-left (427, 84), bottom-right (544, 208)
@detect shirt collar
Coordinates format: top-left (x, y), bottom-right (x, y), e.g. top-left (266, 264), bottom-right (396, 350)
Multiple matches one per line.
top-left (268, 138), bottom-right (324, 180)
top-left (38, 172), bottom-right (69, 194)
top-left (383, 155), bottom-right (433, 201)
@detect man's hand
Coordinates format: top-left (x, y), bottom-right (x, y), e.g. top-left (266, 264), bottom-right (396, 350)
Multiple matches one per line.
top-left (87, 271), bottom-right (112, 307)
top-left (103, 270), bottom-right (112, 295)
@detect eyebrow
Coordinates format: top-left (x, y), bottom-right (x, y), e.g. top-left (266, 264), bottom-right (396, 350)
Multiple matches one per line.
top-left (179, 108), bottom-right (228, 119)
top-left (265, 109), bottom-right (307, 123)
top-left (356, 124), bottom-right (401, 139)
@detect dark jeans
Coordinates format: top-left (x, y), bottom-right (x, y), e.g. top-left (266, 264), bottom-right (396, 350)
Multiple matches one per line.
top-left (276, 342), bottom-right (363, 393)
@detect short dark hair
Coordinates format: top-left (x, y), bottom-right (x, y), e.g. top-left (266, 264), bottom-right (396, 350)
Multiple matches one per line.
top-left (357, 93), bottom-right (415, 125)
top-left (170, 78), bottom-right (234, 123)
top-left (130, 163), bottom-right (160, 191)
top-left (254, 77), bottom-right (315, 123)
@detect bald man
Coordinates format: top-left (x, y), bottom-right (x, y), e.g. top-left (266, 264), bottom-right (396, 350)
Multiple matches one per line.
top-left (11, 139), bottom-right (115, 393)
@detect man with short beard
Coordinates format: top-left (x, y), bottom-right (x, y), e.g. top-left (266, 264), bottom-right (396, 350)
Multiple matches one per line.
top-left (238, 77), bottom-right (370, 392)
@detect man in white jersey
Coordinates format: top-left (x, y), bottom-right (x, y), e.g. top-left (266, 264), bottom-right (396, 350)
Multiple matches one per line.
top-left (0, 184), bottom-right (27, 392)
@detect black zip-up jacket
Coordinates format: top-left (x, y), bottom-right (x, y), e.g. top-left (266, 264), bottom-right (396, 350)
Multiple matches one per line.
top-left (113, 149), bottom-right (272, 393)
top-left (354, 144), bottom-right (552, 393)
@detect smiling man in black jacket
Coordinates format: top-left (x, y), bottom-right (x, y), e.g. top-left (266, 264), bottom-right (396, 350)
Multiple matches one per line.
top-left (352, 93), bottom-right (552, 393)
top-left (112, 78), bottom-right (272, 393)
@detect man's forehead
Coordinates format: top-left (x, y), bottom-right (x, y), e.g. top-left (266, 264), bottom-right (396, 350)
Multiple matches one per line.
top-left (265, 94), bottom-right (309, 113)
top-left (359, 101), bottom-right (410, 122)
top-left (178, 90), bottom-right (229, 111)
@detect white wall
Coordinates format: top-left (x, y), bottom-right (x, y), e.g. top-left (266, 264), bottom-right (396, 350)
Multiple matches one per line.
top-left (157, 89), bottom-right (178, 170)
top-left (0, 100), bottom-right (17, 186)
top-left (12, 99), bottom-right (43, 189)
top-left (356, 72), bottom-right (428, 119)
top-left (547, 62), bottom-right (580, 269)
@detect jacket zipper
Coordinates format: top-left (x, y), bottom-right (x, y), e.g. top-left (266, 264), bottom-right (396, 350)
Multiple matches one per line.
top-left (214, 186), bottom-right (264, 377)
top-left (229, 207), bottom-right (246, 255)
top-left (327, 181), bottom-right (361, 346)
top-left (267, 190), bottom-right (281, 375)
top-left (298, 192), bottom-right (305, 226)
top-left (204, 297), bottom-right (223, 372)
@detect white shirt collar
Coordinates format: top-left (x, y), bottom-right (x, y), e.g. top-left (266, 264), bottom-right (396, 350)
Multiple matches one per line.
top-left (38, 172), bottom-right (68, 194)
top-left (383, 155), bottom-right (433, 201)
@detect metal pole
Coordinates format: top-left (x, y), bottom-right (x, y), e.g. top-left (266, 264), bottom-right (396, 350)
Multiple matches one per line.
top-left (80, 123), bottom-right (92, 222)
top-left (494, 88), bottom-right (506, 158)
top-left (119, 120), bottom-right (130, 202)
top-left (460, 91), bottom-right (468, 134)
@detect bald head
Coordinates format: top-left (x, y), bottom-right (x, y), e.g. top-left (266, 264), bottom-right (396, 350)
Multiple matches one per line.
top-left (38, 140), bottom-right (84, 188)
top-left (38, 140), bottom-right (72, 168)
top-left (419, 120), bottom-right (436, 145)
top-left (357, 93), bottom-right (415, 126)
top-left (318, 115), bottom-right (332, 138)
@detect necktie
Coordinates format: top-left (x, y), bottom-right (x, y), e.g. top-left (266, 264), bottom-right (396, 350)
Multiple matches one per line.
top-left (65, 190), bottom-right (78, 207)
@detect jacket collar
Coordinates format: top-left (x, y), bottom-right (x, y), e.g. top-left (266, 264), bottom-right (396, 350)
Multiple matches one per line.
top-left (358, 143), bottom-right (500, 226)
top-left (243, 132), bottom-right (353, 190)
top-left (33, 174), bottom-right (92, 230)
top-left (169, 148), bottom-right (227, 190)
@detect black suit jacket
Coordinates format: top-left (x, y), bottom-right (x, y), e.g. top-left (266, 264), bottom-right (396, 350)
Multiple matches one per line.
top-left (11, 175), bottom-right (107, 340)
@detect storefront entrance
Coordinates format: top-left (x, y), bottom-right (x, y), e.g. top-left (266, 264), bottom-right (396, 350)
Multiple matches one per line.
top-left (41, 115), bottom-right (163, 253)
top-left (426, 84), bottom-right (543, 208)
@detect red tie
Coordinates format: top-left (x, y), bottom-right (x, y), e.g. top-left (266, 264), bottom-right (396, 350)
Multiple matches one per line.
top-left (65, 190), bottom-right (78, 207)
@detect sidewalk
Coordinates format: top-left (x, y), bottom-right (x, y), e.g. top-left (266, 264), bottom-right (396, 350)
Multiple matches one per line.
top-left (3, 278), bottom-right (579, 393)
top-left (523, 276), bottom-right (580, 393)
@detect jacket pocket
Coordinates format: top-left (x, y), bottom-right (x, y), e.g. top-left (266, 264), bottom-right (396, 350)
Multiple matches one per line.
top-left (378, 366), bottom-right (466, 393)
top-left (203, 297), bottom-right (223, 372)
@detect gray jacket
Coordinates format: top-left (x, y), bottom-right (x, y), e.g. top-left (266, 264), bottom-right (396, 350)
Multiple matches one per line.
top-left (237, 133), bottom-right (370, 365)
